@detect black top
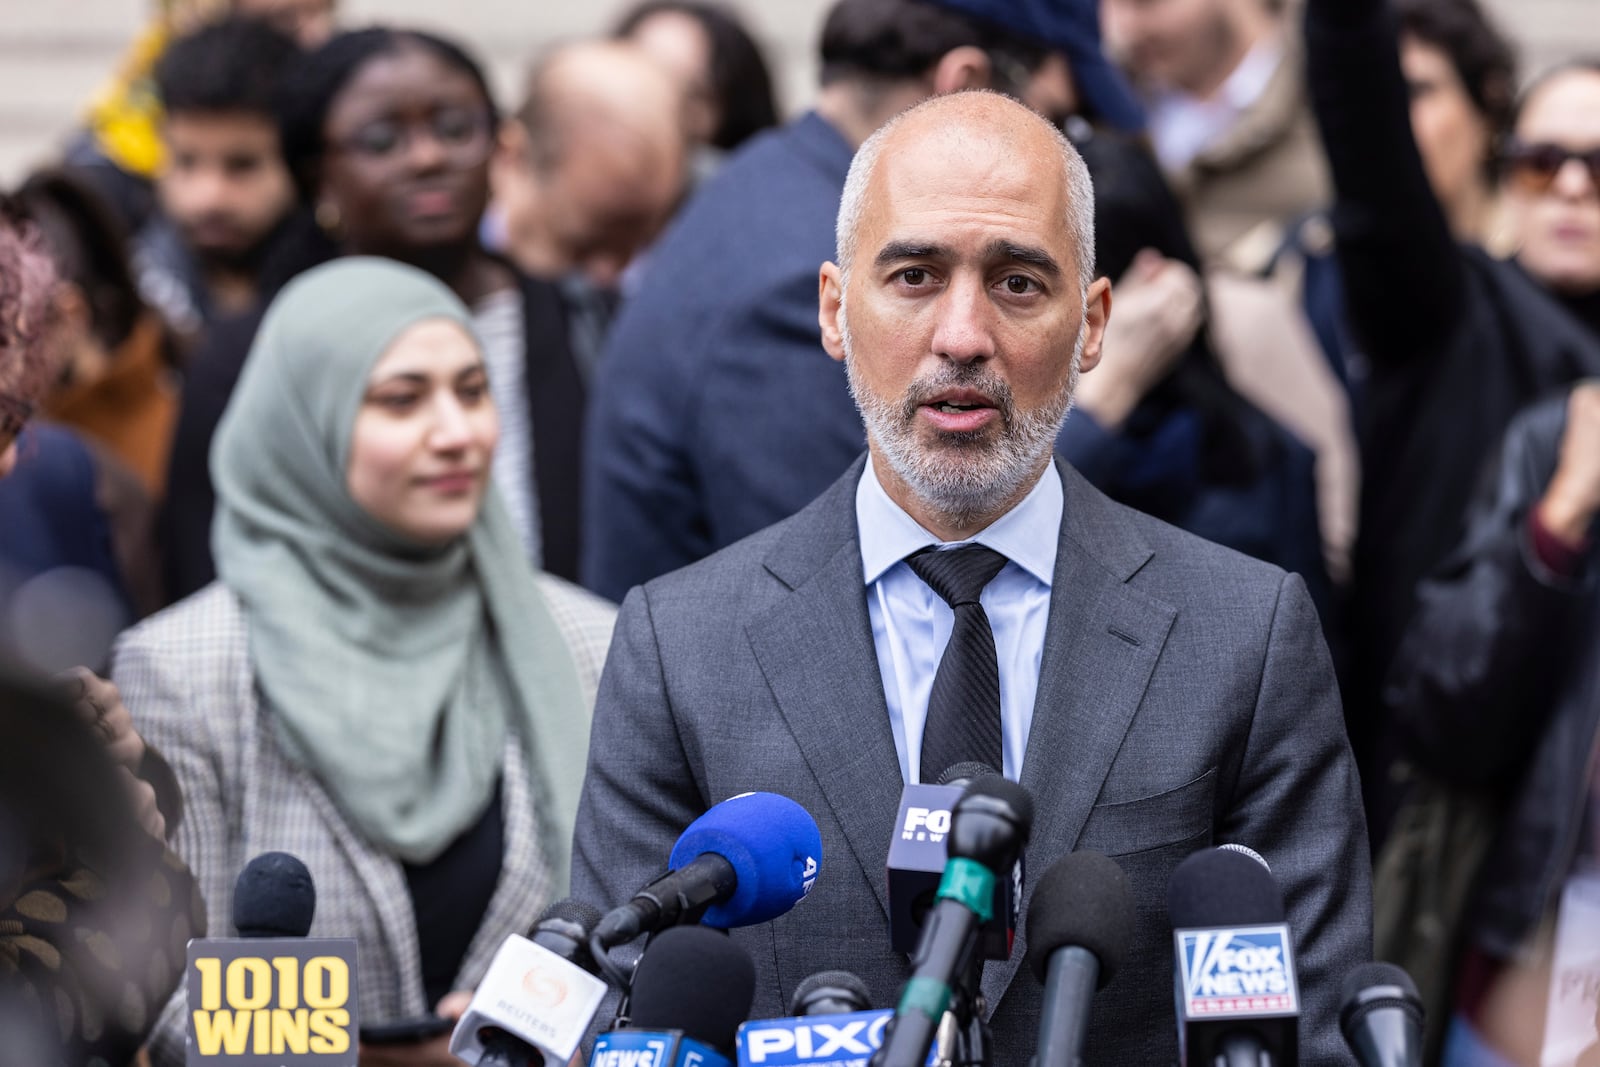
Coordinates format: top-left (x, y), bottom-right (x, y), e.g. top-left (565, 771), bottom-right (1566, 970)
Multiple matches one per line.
top-left (159, 266), bottom-right (586, 599)
top-left (1387, 394), bottom-right (1600, 955)
top-left (402, 778), bottom-right (505, 1009)
top-left (1304, 0), bottom-right (1600, 772)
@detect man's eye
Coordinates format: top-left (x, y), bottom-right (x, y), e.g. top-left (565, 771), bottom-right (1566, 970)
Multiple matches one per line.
top-left (900, 268), bottom-right (928, 286)
top-left (1004, 275), bottom-right (1038, 295)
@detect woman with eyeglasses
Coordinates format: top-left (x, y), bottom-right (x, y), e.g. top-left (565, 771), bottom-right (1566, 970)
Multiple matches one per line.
top-left (161, 27), bottom-right (589, 602)
top-left (1302, 0), bottom-right (1600, 808)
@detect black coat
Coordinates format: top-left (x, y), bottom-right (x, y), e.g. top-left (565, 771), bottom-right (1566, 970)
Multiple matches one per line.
top-left (160, 267), bottom-right (584, 597)
top-left (1305, 0), bottom-right (1600, 770)
top-left (1387, 393), bottom-right (1600, 957)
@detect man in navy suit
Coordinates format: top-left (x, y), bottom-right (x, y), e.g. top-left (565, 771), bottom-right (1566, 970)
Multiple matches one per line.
top-left (581, 0), bottom-right (1144, 602)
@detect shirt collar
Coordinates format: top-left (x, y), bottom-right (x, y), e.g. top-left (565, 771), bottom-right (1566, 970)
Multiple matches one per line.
top-left (1221, 40), bottom-right (1282, 111)
top-left (856, 455), bottom-right (1062, 587)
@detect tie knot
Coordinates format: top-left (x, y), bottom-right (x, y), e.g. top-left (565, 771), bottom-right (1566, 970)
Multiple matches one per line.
top-left (905, 544), bottom-right (1010, 607)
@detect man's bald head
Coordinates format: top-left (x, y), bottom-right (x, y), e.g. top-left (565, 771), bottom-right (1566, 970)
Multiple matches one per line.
top-left (500, 40), bottom-right (689, 285)
top-left (835, 91), bottom-right (1096, 296)
top-left (518, 40), bottom-right (686, 177)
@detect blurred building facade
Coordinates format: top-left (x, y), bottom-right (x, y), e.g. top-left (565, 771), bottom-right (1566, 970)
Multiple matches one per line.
top-left (0, 0), bottom-right (1588, 187)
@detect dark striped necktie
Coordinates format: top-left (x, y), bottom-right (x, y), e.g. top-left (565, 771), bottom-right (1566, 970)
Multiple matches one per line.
top-left (905, 544), bottom-right (1010, 781)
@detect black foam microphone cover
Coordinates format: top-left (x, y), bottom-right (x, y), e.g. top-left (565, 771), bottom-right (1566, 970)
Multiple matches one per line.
top-left (630, 925), bottom-right (757, 1053)
top-left (935, 763), bottom-right (997, 787)
top-left (1024, 852), bottom-right (1136, 987)
top-left (232, 851), bottom-right (316, 938)
top-left (790, 970), bottom-right (873, 1017)
top-left (532, 897), bottom-right (604, 972)
top-left (1341, 962), bottom-right (1424, 1067)
top-left (951, 774), bottom-right (1034, 869)
top-left (1167, 846), bottom-right (1284, 928)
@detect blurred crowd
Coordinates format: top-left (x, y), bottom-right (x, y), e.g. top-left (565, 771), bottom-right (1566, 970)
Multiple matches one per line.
top-left (1, 0), bottom-right (1599, 1063)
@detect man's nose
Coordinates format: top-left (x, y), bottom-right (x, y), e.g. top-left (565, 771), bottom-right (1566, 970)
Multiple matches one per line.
top-left (930, 274), bottom-right (997, 364)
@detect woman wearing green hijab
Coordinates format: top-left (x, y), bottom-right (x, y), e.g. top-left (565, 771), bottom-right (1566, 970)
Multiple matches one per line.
top-left (112, 257), bottom-right (615, 1064)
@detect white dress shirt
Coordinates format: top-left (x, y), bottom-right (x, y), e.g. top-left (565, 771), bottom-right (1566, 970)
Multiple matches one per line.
top-left (1148, 41), bottom-right (1284, 172)
top-left (856, 457), bottom-right (1061, 783)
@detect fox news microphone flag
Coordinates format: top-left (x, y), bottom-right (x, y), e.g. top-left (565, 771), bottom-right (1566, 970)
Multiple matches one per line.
top-left (186, 853), bottom-right (359, 1065)
top-left (1168, 847), bottom-right (1299, 1067)
top-left (888, 764), bottom-right (1019, 961)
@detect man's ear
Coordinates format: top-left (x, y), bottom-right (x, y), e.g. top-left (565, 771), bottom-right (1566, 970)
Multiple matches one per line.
top-left (819, 262), bottom-right (847, 364)
top-left (1076, 276), bottom-right (1113, 374)
top-left (931, 45), bottom-right (993, 94)
top-left (489, 119), bottom-right (528, 193)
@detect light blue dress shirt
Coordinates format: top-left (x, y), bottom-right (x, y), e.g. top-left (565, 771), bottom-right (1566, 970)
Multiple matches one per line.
top-left (856, 457), bottom-right (1061, 784)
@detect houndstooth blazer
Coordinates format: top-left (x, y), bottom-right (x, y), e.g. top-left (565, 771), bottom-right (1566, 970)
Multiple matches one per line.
top-left (113, 576), bottom-right (615, 1065)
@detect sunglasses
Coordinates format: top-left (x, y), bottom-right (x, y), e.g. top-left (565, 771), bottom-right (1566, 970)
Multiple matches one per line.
top-left (0, 393), bottom-right (32, 451)
top-left (1502, 139), bottom-right (1600, 195)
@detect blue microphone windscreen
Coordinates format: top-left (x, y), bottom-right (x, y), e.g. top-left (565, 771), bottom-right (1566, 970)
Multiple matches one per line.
top-left (669, 792), bottom-right (822, 929)
top-left (232, 851), bottom-right (316, 938)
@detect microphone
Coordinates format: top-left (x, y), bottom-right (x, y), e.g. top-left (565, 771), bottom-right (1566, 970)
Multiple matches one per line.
top-left (790, 972), bottom-right (873, 1017)
top-left (1339, 963), bottom-right (1423, 1067)
top-left (887, 763), bottom-right (1018, 961)
top-left (1023, 852), bottom-right (1135, 1067)
top-left (874, 775), bottom-right (1034, 1067)
top-left (532, 898), bottom-right (605, 974)
top-left (1169, 847), bottom-right (1300, 1067)
top-left (232, 851), bottom-right (316, 938)
top-left (591, 925), bottom-right (756, 1067)
top-left (736, 971), bottom-right (887, 1065)
top-left (449, 899), bottom-right (611, 1066)
top-left (592, 792), bottom-right (823, 954)
top-left (189, 853), bottom-right (360, 1057)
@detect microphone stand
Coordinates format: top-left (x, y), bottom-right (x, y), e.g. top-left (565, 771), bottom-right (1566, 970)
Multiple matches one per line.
top-left (951, 953), bottom-right (992, 1066)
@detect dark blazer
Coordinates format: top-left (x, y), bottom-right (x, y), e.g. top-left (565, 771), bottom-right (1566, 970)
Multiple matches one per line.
top-left (1387, 393), bottom-right (1600, 958)
top-left (160, 267), bottom-right (585, 596)
top-left (582, 112), bottom-right (862, 602)
top-left (572, 456), bottom-right (1371, 1065)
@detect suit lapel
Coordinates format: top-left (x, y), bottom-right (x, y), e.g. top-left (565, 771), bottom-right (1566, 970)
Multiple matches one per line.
top-left (982, 463), bottom-right (1177, 1013)
top-left (746, 457), bottom-right (903, 921)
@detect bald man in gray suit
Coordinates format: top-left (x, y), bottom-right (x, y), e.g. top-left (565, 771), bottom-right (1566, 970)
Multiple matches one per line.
top-left (571, 91), bottom-right (1369, 1065)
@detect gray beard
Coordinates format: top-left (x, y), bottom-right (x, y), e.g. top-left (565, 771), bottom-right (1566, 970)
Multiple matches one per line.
top-left (841, 306), bottom-right (1083, 531)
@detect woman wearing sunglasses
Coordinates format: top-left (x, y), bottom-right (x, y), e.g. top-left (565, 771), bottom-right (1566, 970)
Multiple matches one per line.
top-left (1304, 0), bottom-right (1600, 803)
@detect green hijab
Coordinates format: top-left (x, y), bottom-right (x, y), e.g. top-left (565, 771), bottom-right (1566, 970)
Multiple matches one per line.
top-left (211, 257), bottom-right (590, 889)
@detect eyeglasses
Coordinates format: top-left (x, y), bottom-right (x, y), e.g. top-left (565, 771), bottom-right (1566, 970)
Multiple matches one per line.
top-left (330, 108), bottom-right (493, 167)
top-left (1502, 139), bottom-right (1600, 195)
top-left (0, 393), bottom-right (33, 451)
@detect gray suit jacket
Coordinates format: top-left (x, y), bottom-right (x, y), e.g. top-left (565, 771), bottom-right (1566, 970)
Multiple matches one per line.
top-left (572, 457), bottom-right (1370, 1065)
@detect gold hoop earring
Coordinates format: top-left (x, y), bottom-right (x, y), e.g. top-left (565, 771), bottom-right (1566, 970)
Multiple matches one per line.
top-left (316, 201), bottom-right (342, 234)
